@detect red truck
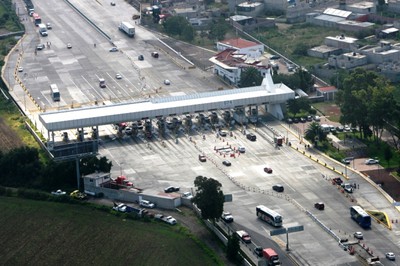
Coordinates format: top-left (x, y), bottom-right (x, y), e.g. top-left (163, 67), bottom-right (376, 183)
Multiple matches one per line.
top-left (263, 248), bottom-right (281, 265)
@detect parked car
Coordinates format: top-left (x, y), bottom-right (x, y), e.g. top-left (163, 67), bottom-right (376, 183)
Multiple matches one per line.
top-left (222, 160), bottom-right (231, 166)
top-left (314, 202), bottom-right (325, 210)
top-left (386, 252), bottom-right (396, 261)
top-left (182, 192), bottom-right (193, 199)
top-left (314, 116), bottom-right (321, 122)
top-left (67, 43), bottom-right (72, 49)
top-left (341, 157), bottom-right (353, 165)
top-left (365, 158), bottom-right (379, 165)
top-left (354, 231), bottom-right (363, 240)
top-left (51, 189), bottom-right (66, 196)
top-left (115, 73), bottom-right (122, 79)
top-left (70, 190), bottom-right (87, 200)
top-left (221, 212), bottom-right (234, 223)
top-left (332, 177), bottom-right (343, 185)
top-left (46, 22), bottom-right (52, 29)
top-left (138, 55), bottom-right (144, 60)
top-left (342, 183), bottom-right (354, 193)
top-left (164, 79), bottom-right (171, 85)
top-left (264, 167), bottom-right (273, 174)
top-left (272, 184), bottom-right (284, 192)
top-left (110, 1), bottom-right (116, 5)
top-left (286, 118), bottom-right (293, 124)
top-left (109, 47), bottom-right (118, 52)
top-left (139, 199), bottom-right (155, 208)
top-left (151, 51), bottom-right (159, 58)
top-left (269, 54), bottom-right (280, 60)
top-left (164, 186), bottom-right (180, 193)
top-left (18, 67), bottom-right (23, 72)
top-left (300, 117), bottom-right (306, 123)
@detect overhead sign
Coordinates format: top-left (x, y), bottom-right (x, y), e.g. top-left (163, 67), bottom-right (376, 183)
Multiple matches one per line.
top-left (287, 225), bottom-right (304, 233)
top-left (270, 228), bottom-right (287, 236)
top-left (270, 225), bottom-right (304, 236)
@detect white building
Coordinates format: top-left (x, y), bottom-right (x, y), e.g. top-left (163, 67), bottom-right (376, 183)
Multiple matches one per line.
top-left (325, 35), bottom-right (359, 52)
top-left (209, 48), bottom-right (270, 85)
top-left (216, 38), bottom-right (264, 58)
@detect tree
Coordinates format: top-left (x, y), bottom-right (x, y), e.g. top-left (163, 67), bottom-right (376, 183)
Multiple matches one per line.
top-left (336, 68), bottom-right (397, 141)
top-left (226, 234), bottom-right (242, 263)
top-left (272, 68), bottom-right (314, 93)
top-left (384, 145), bottom-right (393, 167)
top-left (209, 18), bottom-right (229, 41)
top-left (80, 156), bottom-right (112, 176)
top-left (164, 16), bottom-right (188, 36)
top-left (287, 97), bottom-right (310, 117)
top-left (239, 67), bottom-right (263, 88)
top-left (192, 175), bottom-right (224, 222)
top-left (182, 25), bottom-right (195, 42)
top-left (305, 122), bottom-right (326, 146)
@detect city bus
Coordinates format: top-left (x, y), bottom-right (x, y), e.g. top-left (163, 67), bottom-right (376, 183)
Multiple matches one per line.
top-left (50, 84), bottom-right (60, 101)
top-left (256, 205), bottom-right (282, 227)
top-left (350, 206), bottom-right (371, 228)
top-left (32, 13), bottom-right (41, 26)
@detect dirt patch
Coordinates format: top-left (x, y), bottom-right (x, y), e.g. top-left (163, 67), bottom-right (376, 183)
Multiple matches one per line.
top-left (0, 117), bottom-right (24, 151)
top-left (361, 168), bottom-right (400, 202)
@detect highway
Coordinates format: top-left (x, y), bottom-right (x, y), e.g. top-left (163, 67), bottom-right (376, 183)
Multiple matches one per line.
top-left (4, 0), bottom-right (400, 265)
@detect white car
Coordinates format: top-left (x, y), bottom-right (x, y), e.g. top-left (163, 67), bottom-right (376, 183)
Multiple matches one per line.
top-left (386, 252), bottom-right (395, 260)
top-left (139, 199), bottom-right (155, 208)
top-left (182, 192), bottom-right (193, 199)
top-left (165, 216), bottom-right (177, 225)
top-left (115, 73), bottom-right (122, 79)
top-left (221, 212), bottom-right (234, 223)
top-left (51, 189), bottom-right (66, 196)
top-left (238, 146), bottom-right (246, 153)
top-left (109, 47), bottom-right (118, 52)
top-left (67, 43), bottom-right (72, 49)
top-left (353, 231), bottom-right (363, 240)
top-left (18, 67), bottom-right (23, 72)
top-left (365, 158), bottom-right (379, 165)
top-left (164, 79), bottom-right (171, 85)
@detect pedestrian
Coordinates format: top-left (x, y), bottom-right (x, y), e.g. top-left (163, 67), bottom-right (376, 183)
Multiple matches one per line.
top-left (94, 43), bottom-right (96, 48)
top-left (357, 184), bottom-right (359, 189)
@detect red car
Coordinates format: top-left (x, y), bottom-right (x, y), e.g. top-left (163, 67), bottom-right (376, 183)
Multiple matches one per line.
top-left (264, 167), bottom-right (273, 174)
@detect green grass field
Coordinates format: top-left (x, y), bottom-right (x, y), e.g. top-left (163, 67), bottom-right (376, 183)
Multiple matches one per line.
top-left (0, 197), bottom-right (221, 265)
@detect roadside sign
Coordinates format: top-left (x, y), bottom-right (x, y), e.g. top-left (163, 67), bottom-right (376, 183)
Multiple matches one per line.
top-left (224, 194), bottom-right (233, 202)
top-left (270, 228), bottom-right (287, 236)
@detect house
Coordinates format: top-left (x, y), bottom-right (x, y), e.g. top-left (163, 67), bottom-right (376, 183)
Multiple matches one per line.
top-left (209, 48), bottom-right (270, 85)
top-left (324, 35), bottom-right (359, 53)
top-left (216, 37), bottom-right (264, 58)
top-left (316, 86), bottom-right (338, 101)
top-left (328, 52), bottom-right (367, 69)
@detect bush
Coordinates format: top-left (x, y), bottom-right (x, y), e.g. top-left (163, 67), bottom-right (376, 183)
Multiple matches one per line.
top-left (17, 188), bottom-right (50, 201)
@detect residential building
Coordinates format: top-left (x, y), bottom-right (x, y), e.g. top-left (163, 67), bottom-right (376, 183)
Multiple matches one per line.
top-left (328, 52), bottom-right (367, 69)
top-left (209, 48), bottom-right (270, 85)
top-left (324, 35), bottom-right (359, 52)
top-left (216, 37), bottom-right (264, 58)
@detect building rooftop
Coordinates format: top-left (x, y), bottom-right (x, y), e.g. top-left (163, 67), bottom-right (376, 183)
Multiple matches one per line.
top-left (210, 48), bottom-right (268, 69)
top-left (219, 38), bottom-right (260, 49)
top-left (237, 1), bottom-right (262, 7)
top-left (326, 35), bottom-right (358, 44)
top-left (347, 1), bottom-right (375, 9)
top-left (317, 86), bottom-right (338, 93)
top-left (323, 8), bottom-right (352, 18)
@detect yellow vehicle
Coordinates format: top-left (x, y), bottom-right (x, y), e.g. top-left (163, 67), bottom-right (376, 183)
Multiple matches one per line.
top-left (70, 190), bottom-right (87, 200)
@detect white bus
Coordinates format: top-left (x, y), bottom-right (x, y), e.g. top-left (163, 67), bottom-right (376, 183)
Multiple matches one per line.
top-left (50, 84), bottom-right (60, 101)
top-left (256, 205), bottom-right (282, 227)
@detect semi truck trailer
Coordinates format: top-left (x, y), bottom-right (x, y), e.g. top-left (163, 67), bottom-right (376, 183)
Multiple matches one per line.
top-left (118, 21), bottom-right (135, 37)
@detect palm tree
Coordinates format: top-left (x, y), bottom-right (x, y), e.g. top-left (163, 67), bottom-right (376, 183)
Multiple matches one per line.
top-left (305, 122), bottom-right (326, 145)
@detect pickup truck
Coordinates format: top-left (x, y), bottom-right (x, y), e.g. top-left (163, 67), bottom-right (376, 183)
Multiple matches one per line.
top-left (112, 203), bottom-right (148, 217)
top-left (70, 190), bottom-right (87, 200)
top-left (51, 189), bottom-right (66, 196)
top-left (154, 214), bottom-right (177, 225)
